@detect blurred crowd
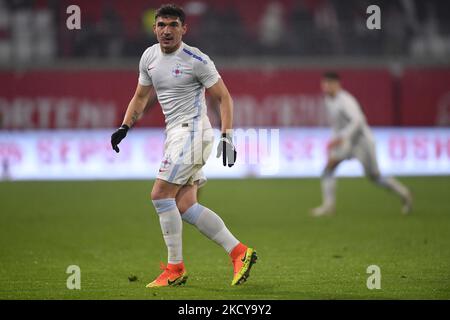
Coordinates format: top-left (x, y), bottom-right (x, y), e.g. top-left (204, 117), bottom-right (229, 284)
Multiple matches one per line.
top-left (0, 0), bottom-right (450, 64)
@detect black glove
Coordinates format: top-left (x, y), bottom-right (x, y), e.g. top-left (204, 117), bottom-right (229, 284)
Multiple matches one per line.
top-left (111, 124), bottom-right (129, 153)
top-left (216, 133), bottom-right (237, 167)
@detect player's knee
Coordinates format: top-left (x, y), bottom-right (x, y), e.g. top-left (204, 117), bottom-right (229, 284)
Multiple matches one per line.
top-left (323, 160), bottom-right (338, 176)
top-left (150, 188), bottom-right (169, 201)
top-left (150, 189), bottom-right (159, 201)
top-left (322, 167), bottom-right (334, 179)
top-left (177, 198), bottom-right (196, 214)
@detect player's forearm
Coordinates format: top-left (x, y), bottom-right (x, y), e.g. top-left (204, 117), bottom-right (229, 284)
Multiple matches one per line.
top-left (122, 96), bottom-right (148, 128)
top-left (219, 95), bottom-right (233, 134)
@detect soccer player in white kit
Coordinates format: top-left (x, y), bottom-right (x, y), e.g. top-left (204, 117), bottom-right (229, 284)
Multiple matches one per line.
top-left (110, 5), bottom-right (257, 287)
top-left (312, 72), bottom-right (413, 216)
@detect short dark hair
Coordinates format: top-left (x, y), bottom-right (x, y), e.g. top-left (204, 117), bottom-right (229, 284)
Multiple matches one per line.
top-left (155, 4), bottom-right (186, 25)
top-left (322, 71), bottom-right (340, 81)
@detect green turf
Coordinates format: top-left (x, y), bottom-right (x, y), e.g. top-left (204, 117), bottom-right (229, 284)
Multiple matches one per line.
top-left (0, 177), bottom-right (449, 299)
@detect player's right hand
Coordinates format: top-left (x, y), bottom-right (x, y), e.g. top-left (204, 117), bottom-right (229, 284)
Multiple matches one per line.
top-left (216, 133), bottom-right (237, 167)
top-left (111, 124), bottom-right (129, 153)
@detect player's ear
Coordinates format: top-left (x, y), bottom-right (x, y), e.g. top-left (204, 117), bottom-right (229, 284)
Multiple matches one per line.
top-left (153, 24), bottom-right (157, 35)
top-left (182, 23), bottom-right (187, 35)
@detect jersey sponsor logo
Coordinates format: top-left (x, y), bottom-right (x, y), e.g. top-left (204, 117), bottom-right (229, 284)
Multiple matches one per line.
top-left (172, 64), bottom-right (184, 78)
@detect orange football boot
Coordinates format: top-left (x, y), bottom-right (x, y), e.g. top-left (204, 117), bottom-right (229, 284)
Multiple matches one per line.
top-left (146, 262), bottom-right (188, 288)
top-left (230, 243), bottom-right (258, 286)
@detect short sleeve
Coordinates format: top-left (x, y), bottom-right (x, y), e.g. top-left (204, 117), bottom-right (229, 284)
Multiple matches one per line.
top-left (138, 49), bottom-right (152, 86)
top-left (194, 54), bottom-right (221, 89)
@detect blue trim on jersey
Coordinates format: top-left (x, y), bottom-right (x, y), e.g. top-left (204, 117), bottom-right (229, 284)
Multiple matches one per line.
top-left (183, 48), bottom-right (204, 62)
top-left (152, 198), bottom-right (177, 214)
top-left (181, 203), bottom-right (204, 224)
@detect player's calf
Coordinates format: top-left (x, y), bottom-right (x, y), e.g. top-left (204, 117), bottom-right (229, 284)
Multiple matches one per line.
top-left (372, 175), bottom-right (413, 214)
top-left (182, 203), bottom-right (258, 285)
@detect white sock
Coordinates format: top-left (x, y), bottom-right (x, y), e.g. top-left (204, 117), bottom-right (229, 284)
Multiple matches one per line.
top-left (376, 176), bottom-right (409, 198)
top-left (152, 198), bottom-right (183, 264)
top-left (322, 169), bottom-right (336, 208)
top-left (182, 203), bottom-right (239, 254)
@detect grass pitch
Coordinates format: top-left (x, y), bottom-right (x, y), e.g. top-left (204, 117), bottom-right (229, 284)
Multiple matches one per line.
top-left (0, 177), bottom-right (449, 299)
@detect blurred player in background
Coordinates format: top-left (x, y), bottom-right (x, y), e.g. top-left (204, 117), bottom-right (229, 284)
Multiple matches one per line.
top-left (312, 72), bottom-right (413, 216)
top-left (111, 4), bottom-right (257, 287)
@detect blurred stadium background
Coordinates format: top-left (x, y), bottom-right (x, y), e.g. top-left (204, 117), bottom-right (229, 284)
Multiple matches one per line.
top-left (0, 0), bottom-right (450, 299)
top-left (0, 0), bottom-right (449, 179)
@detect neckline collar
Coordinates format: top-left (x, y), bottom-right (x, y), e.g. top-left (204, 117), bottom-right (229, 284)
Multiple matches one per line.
top-left (159, 42), bottom-right (184, 56)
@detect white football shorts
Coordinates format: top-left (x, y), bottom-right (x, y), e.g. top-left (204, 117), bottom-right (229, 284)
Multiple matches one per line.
top-left (157, 117), bottom-right (214, 187)
top-left (329, 136), bottom-right (380, 177)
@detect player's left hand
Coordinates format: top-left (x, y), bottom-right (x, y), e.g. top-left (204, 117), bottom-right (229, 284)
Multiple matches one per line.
top-left (216, 133), bottom-right (237, 167)
top-left (111, 124), bottom-right (129, 153)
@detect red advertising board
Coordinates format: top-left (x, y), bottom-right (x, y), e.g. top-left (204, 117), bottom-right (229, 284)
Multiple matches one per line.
top-left (0, 70), bottom-right (165, 129)
top-left (220, 68), bottom-right (394, 127)
top-left (1, 67), bottom-right (447, 129)
top-left (400, 68), bottom-right (450, 126)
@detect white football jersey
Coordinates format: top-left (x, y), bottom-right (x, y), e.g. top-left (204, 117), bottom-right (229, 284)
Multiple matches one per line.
top-left (324, 89), bottom-right (373, 143)
top-left (138, 42), bottom-right (220, 131)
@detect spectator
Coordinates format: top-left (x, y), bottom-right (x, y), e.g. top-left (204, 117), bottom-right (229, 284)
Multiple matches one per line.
top-left (259, 2), bottom-right (285, 50)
